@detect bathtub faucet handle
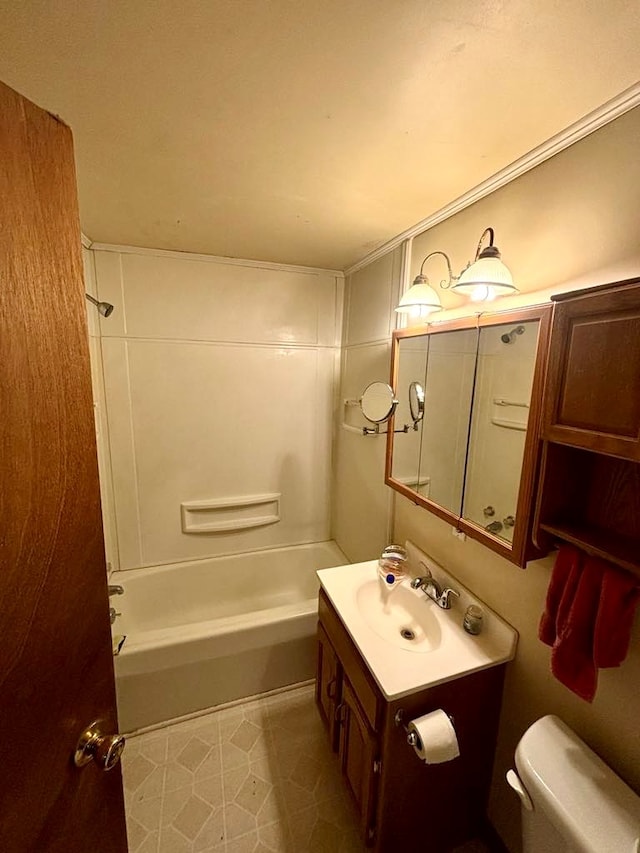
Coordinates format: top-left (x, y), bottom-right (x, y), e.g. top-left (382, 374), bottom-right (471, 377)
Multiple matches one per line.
top-left (108, 584), bottom-right (124, 596)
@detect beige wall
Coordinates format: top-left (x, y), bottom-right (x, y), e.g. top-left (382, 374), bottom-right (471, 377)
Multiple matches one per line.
top-left (89, 247), bottom-right (342, 570)
top-left (409, 106), bottom-right (640, 316)
top-left (397, 107), bottom-right (640, 852)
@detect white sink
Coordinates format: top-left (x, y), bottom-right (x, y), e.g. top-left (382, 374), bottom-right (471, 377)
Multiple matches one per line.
top-left (356, 580), bottom-right (442, 653)
top-left (317, 540), bottom-right (518, 700)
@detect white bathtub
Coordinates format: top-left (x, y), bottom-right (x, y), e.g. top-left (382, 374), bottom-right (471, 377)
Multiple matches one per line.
top-left (112, 540), bottom-right (348, 731)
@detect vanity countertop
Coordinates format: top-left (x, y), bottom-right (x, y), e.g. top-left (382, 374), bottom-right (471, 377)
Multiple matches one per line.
top-left (317, 541), bottom-right (518, 700)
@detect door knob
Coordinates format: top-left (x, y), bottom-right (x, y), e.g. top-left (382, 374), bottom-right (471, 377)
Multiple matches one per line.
top-left (74, 721), bottom-right (126, 771)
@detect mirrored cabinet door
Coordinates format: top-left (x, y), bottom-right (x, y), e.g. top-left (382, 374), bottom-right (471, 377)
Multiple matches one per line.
top-left (461, 319), bottom-right (540, 543)
top-left (417, 327), bottom-right (479, 516)
top-left (386, 305), bottom-right (552, 567)
top-left (389, 335), bottom-right (429, 489)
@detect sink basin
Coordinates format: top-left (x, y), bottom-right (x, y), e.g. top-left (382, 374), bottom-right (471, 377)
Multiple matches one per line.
top-left (317, 540), bottom-right (518, 699)
top-left (356, 580), bottom-right (442, 653)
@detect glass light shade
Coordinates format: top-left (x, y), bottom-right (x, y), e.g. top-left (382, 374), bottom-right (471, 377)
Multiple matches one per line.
top-left (395, 276), bottom-right (442, 314)
top-left (451, 255), bottom-right (517, 299)
top-left (470, 285), bottom-right (498, 302)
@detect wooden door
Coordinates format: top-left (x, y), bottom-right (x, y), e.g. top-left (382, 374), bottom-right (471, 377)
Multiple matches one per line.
top-left (315, 622), bottom-right (341, 750)
top-left (0, 82), bottom-right (128, 851)
top-left (338, 679), bottom-right (379, 846)
top-left (543, 279), bottom-right (640, 460)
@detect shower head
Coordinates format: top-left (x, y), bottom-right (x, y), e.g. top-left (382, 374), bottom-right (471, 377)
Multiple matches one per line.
top-left (85, 293), bottom-right (114, 317)
top-left (501, 325), bottom-right (525, 344)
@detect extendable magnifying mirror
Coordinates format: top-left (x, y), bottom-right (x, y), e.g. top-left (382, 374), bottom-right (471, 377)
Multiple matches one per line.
top-left (408, 381), bottom-right (425, 429)
top-left (360, 381), bottom-right (398, 424)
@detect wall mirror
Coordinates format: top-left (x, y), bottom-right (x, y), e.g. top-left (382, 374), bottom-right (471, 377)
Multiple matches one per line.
top-left (388, 336), bottom-right (428, 491)
top-left (385, 305), bottom-right (552, 566)
top-left (417, 326), bottom-right (478, 516)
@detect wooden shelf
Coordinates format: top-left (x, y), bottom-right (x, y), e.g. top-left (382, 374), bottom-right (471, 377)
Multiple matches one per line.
top-left (534, 283), bottom-right (640, 577)
top-left (539, 520), bottom-right (640, 577)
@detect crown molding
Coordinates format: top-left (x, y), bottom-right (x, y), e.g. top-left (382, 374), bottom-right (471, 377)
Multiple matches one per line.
top-left (88, 241), bottom-right (344, 278)
top-left (345, 82), bottom-right (640, 277)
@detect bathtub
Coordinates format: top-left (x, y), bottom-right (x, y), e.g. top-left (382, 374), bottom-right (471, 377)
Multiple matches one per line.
top-left (113, 540), bottom-right (348, 731)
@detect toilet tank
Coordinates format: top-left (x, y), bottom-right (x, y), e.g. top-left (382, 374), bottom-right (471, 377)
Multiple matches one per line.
top-left (510, 715), bottom-right (640, 853)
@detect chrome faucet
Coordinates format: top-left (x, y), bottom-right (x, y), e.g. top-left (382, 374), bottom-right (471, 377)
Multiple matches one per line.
top-left (108, 585), bottom-right (123, 625)
top-left (410, 571), bottom-right (460, 610)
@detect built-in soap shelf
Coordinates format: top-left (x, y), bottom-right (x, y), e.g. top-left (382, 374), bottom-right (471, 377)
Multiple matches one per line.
top-left (181, 493), bottom-right (281, 533)
top-left (395, 474), bottom-right (430, 496)
top-left (490, 397), bottom-right (529, 431)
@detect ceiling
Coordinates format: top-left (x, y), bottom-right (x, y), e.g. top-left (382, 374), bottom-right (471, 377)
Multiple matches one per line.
top-left (1, 1), bottom-right (639, 270)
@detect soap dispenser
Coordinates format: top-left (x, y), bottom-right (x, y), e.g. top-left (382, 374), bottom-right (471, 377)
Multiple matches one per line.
top-left (377, 544), bottom-right (408, 588)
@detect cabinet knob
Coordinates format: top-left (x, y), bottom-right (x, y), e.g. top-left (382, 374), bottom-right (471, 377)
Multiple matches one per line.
top-left (326, 678), bottom-right (337, 700)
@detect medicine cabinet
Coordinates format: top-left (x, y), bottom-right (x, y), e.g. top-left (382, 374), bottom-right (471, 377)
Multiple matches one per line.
top-left (385, 306), bottom-right (552, 567)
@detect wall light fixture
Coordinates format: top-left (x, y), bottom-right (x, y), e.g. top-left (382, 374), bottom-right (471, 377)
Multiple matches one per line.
top-left (395, 227), bottom-right (517, 316)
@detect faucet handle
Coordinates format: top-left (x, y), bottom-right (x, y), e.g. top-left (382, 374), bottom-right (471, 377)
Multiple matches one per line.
top-left (440, 587), bottom-right (460, 608)
top-left (108, 584), bottom-right (124, 596)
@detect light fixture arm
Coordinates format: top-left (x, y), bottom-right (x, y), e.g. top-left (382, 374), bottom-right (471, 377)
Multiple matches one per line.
top-left (417, 250), bottom-right (456, 290)
top-left (473, 227), bottom-right (495, 260)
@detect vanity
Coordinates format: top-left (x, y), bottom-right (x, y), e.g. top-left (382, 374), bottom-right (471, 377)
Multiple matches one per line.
top-left (315, 542), bottom-right (517, 852)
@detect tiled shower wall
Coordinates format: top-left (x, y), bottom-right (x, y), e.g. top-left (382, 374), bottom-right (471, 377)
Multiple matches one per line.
top-left (331, 247), bottom-right (403, 563)
top-left (90, 248), bottom-right (343, 571)
top-left (83, 246), bottom-right (119, 570)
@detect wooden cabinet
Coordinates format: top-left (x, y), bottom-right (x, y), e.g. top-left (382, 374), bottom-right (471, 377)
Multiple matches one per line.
top-left (315, 621), bottom-right (341, 749)
top-left (535, 279), bottom-right (640, 578)
top-left (542, 278), bottom-right (640, 459)
top-left (315, 589), bottom-right (506, 852)
top-left (339, 679), bottom-right (379, 843)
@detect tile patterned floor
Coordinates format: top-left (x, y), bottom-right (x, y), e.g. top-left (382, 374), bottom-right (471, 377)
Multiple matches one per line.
top-left (122, 683), bottom-right (365, 853)
top-left (122, 682), bottom-right (495, 853)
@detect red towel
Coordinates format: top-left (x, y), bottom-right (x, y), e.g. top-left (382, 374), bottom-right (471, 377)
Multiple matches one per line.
top-left (539, 545), bottom-right (582, 646)
top-left (594, 567), bottom-right (640, 668)
top-left (539, 547), bottom-right (640, 702)
top-left (550, 558), bottom-right (604, 702)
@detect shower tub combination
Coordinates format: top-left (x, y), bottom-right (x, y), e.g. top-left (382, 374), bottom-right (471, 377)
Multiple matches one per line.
top-left (113, 541), bottom-right (347, 731)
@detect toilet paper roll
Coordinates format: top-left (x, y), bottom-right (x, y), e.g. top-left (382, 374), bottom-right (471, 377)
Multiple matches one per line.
top-left (407, 709), bottom-right (460, 764)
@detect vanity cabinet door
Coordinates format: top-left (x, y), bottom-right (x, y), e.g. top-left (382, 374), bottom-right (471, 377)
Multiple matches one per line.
top-left (338, 679), bottom-right (379, 846)
top-left (315, 622), bottom-right (341, 751)
top-left (543, 279), bottom-right (640, 460)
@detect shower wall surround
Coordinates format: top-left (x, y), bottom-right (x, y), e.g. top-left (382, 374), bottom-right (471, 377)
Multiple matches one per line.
top-left (83, 246), bottom-right (119, 571)
top-left (331, 247), bottom-right (403, 562)
top-left (92, 247), bottom-right (343, 570)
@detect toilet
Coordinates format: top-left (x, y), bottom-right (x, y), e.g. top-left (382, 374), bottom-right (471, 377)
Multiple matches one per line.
top-left (507, 715), bottom-right (640, 852)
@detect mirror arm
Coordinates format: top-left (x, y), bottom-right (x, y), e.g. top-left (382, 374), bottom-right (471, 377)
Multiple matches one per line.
top-left (362, 424), bottom-right (411, 436)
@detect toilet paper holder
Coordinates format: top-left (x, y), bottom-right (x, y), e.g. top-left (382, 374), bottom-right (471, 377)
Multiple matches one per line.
top-left (394, 708), bottom-right (455, 748)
